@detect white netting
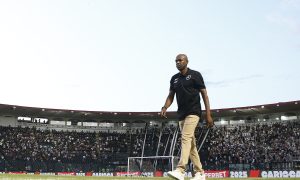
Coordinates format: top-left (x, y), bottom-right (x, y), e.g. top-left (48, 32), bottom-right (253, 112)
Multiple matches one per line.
top-left (128, 156), bottom-right (179, 175)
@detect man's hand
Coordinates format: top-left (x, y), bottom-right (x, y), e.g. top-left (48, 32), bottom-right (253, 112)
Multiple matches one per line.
top-left (160, 106), bottom-right (168, 119)
top-left (206, 115), bottom-right (214, 128)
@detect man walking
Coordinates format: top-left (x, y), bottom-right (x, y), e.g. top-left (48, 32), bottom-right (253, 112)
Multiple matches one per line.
top-left (160, 54), bottom-right (214, 180)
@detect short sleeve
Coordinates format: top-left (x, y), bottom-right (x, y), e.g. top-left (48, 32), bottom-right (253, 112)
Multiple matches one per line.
top-left (194, 72), bottom-right (206, 89)
top-left (170, 77), bottom-right (175, 91)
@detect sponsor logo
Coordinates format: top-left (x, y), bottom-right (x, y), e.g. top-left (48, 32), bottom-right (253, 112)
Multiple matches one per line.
top-left (140, 172), bottom-right (153, 177)
top-left (92, 172), bottom-right (113, 176)
top-left (57, 172), bottom-right (75, 176)
top-left (40, 172), bottom-right (55, 176)
top-left (116, 172), bottom-right (140, 176)
top-left (206, 171), bottom-right (229, 178)
top-left (174, 78), bottom-right (178, 84)
top-left (76, 173), bottom-right (85, 176)
top-left (8, 172), bottom-right (26, 175)
top-left (164, 172), bottom-right (193, 177)
top-left (164, 171), bottom-right (229, 178)
top-left (115, 172), bottom-right (153, 177)
top-left (261, 171), bottom-right (300, 178)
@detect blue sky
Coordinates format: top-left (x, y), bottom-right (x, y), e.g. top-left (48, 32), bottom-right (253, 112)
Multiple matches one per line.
top-left (0, 0), bottom-right (299, 112)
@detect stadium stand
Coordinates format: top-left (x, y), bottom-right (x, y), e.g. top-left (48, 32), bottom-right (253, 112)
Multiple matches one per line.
top-left (0, 121), bottom-right (299, 172)
top-left (0, 101), bottom-right (299, 173)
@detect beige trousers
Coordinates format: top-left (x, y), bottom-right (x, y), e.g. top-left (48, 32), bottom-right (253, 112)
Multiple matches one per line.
top-left (176, 115), bottom-right (204, 173)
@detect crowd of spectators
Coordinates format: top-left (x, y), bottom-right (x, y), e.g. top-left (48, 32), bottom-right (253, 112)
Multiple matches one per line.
top-left (201, 121), bottom-right (300, 170)
top-left (0, 126), bottom-right (129, 172)
top-left (0, 120), bottom-right (299, 172)
top-left (131, 121), bottom-right (300, 170)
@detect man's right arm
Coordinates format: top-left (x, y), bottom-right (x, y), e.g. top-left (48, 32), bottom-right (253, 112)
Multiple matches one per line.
top-left (160, 90), bottom-right (175, 118)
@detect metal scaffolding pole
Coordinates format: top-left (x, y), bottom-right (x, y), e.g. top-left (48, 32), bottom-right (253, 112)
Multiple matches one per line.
top-left (171, 126), bottom-right (179, 156)
top-left (197, 128), bottom-right (210, 152)
top-left (139, 123), bottom-right (148, 171)
top-left (154, 123), bottom-right (164, 171)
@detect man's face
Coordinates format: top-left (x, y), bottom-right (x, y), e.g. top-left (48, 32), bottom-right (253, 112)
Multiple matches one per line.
top-left (175, 55), bottom-right (188, 71)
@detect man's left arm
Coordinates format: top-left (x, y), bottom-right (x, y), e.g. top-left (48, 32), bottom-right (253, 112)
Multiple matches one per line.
top-left (200, 89), bottom-right (214, 127)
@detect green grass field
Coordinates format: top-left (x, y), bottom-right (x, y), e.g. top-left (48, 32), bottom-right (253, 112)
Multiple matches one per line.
top-left (1, 174), bottom-right (300, 180)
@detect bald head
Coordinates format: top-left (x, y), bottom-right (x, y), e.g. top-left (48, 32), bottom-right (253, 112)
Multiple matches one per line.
top-left (175, 54), bottom-right (189, 72)
top-left (176, 54), bottom-right (188, 62)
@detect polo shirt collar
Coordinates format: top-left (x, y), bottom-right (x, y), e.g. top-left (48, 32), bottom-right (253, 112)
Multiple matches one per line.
top-left (180, 68), bottom-right (190, 77)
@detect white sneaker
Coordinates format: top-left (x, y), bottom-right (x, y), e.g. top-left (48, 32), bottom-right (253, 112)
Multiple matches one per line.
top-left (190, 172), bottom-right (205, 180)
top-left (167, 170), bottom-right (185, 180)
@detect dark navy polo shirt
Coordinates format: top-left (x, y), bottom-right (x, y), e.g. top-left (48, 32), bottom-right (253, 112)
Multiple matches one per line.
top-left (170, 68), bottom-right (206, 120)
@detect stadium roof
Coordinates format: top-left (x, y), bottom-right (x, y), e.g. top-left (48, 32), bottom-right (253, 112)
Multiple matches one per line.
top-left (0, 100), bottom-right (299, 123)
